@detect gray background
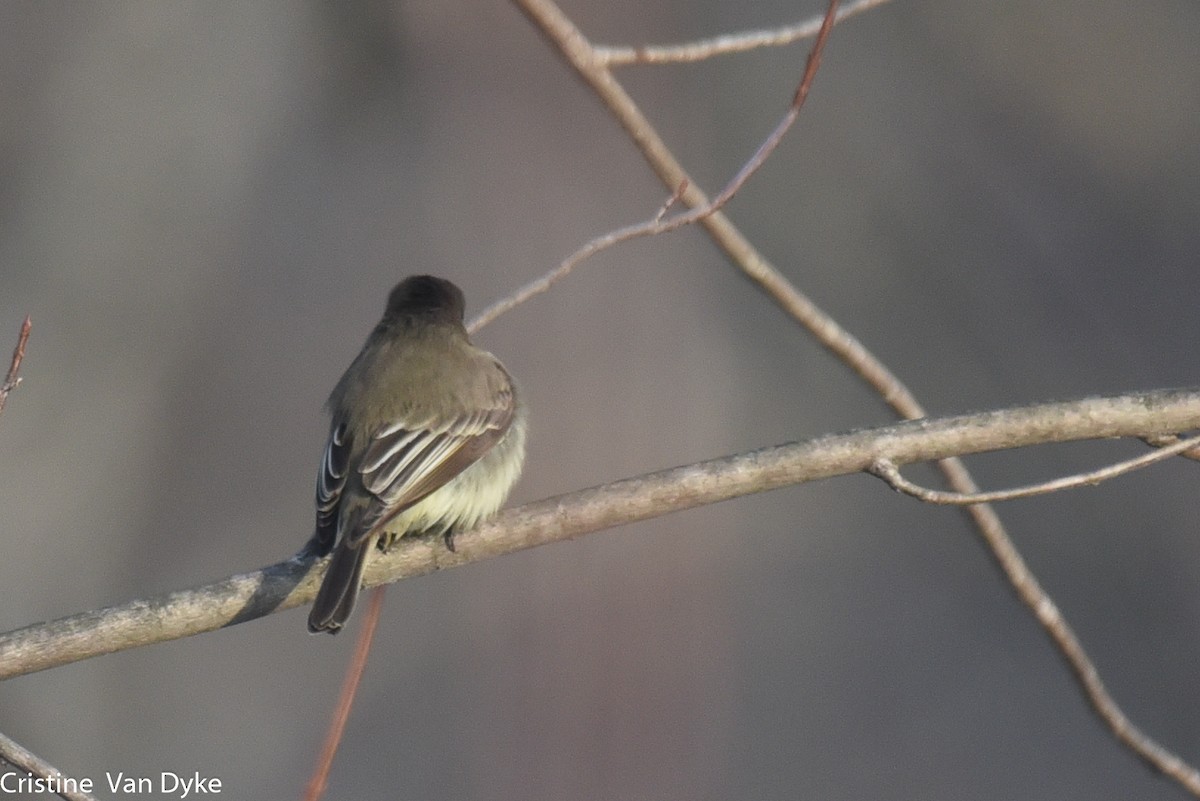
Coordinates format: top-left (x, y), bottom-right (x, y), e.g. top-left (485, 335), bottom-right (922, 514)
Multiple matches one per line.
top-left (1, 1), bottom-right (1198, 799)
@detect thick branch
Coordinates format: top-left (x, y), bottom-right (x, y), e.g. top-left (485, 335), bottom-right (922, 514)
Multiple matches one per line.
top-left (2, 388), bottom-right (1197, 682)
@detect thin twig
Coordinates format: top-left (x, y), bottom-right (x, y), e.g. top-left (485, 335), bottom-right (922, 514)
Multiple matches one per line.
top-left (302, 587), bottom-right (385, 801)
top-left (1143, 433), bottom-right (1200, 462)
top-left (4, 388), bottom-right (1200, 683)
top-left (594, 0), bottom-right (892, 67)
top-left (870, 431), bottom-right (1200, 504)
top-left (469, 213), bottom-right (672, 333)
top-left (0, 315), bottom-right (31, 418)
top-left (0, 730), bottom-right (100, 801)
top-left (653, 179), bottom-right (689, 224)
top-left (471, 1), bottom-right (837, 334)
top-left (512, 0), bottom-right (1200, 794)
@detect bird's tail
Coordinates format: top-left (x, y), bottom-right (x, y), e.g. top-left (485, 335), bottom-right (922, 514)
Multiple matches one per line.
top-left (307, 540), bottom-right (369, 634)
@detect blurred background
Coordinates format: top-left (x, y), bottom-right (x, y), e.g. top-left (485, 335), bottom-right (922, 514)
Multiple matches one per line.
top-left (0, 1), bottom-right (1198, 799)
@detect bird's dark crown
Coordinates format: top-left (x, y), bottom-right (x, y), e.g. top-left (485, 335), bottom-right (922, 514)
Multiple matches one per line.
top-left (384, 275), bottom-right (466, 323)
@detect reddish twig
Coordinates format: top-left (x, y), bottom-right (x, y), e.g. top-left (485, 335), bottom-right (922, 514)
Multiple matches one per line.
top-left (705, 0), bottom-right (836, 211)
top-left (0, 315), bottom-right (31, 418)
top-left (302, 586), bottom-right (386, 801)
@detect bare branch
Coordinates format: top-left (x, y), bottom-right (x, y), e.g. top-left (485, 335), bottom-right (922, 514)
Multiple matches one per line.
top-left (653, 179), bottom-right (688, 224)
top-left (0, 730), bottom-right (99, 801)
top-left (870, 431), bottom-right (1200, 504)
top-left (468, 210), bottom-right (675, 333)
top-left (0, 315), bottom-right (31, 419)
top-left (512, 1), bottom-right (1200, 792)
top-left (594, 0), bottom-right (892, 67)
top-left (513, 0), bottom-right (918, 420)
top-left (301, 588), bottom-right (385, 801)
top-left (3, 388), bottom-right (1199, 684)
top-left (471, 1), bottom-right (838, 333)
top-left (1143, 432), bottom-right (1200, 462)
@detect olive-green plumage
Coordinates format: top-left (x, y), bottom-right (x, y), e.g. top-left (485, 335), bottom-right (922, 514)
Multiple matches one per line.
top-left (306, 275), bottom-right (526, 634)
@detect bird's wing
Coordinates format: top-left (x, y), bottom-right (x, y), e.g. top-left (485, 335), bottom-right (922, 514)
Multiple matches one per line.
top-left (345, 380), bottom-right (515, 549)
top-left (311, 421), bottom-right (352, 556)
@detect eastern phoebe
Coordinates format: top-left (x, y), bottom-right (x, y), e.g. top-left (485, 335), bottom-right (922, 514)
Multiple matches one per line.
top-left (306, 275), bottom-right (526, 634)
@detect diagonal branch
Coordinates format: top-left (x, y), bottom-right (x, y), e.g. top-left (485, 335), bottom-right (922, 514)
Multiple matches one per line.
top-left (510, 1), bottom-right (1200, 794)
top-left (0, 730), bottom-right (98, 801)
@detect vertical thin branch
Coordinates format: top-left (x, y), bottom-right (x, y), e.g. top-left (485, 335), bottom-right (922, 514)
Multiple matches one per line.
top-left (302, 587), bottom-right (386, 801)
top-left (0, 315), bottom-right (31, 418)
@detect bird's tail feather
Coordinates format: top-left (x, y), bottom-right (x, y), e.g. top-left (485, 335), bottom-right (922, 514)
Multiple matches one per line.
top-left (307, 541), bottom-right (369, 634)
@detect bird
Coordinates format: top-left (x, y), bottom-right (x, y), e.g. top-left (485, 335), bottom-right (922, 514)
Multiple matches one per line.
top-left (305, 275), bottom-right (526, 633)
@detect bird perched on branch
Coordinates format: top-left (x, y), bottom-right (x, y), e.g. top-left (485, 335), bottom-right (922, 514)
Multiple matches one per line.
top-left (305, 275), bottom-right (526, 634)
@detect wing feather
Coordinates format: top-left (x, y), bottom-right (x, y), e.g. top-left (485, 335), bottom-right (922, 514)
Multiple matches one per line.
top-left (311, 421), bottom-right (351, 555)
top-left (342, 371), bottom-right (515, 549)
